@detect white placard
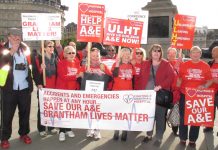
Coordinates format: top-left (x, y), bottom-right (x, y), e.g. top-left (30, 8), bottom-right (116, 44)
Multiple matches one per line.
top-left (21, 13), bottom-right (61, 41)
top-left (39, 88), bottom-right (156, 131)
top-left (85, 80), bottom-right (104, 92)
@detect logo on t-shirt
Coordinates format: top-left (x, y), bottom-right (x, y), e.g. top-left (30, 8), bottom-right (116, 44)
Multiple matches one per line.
top-left (119, 69), bottom-right (133, 80)
top-left (67, 67), bottom-right (78, 76)
top-left (186, 69), bottom-right (203, 80)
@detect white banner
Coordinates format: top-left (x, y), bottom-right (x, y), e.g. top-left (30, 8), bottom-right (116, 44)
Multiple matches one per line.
top-left (21, 13), bottom-right (61, 41)
top-left (127, 10), bottom-right (149, 44)
top-left (39, 88), bottom-right (156, 131)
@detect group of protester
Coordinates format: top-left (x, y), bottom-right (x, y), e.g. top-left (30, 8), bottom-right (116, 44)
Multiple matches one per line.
top-left (0, 28), bottom-right (218, 149)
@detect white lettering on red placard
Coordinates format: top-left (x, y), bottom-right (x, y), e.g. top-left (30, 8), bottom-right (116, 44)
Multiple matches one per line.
top-left (103, 18), bottom-right (143, 48)
top-left (77, 3), bottom-right (105, 42)
top-left (185, 88), bottom-right (215, 127)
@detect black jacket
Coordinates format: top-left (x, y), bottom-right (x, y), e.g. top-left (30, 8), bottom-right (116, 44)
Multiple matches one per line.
top-left (0, 42), bottom-right (33, 93)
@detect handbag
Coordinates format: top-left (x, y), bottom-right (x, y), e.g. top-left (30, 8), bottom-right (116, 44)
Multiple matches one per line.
top-left (151, 64), bottom-right (173, 108)
top-left (166, 102), bottom-right (180, 127)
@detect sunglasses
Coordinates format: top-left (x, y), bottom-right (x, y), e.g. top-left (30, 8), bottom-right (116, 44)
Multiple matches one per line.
top-left (153, 49), bottom-right (161, 53)
top-left (67, 52), bottom-right (76, 55)
top-left (136, 52), bottom-right (143, 55)
top-left (48, 46), bottom-right (54, 48)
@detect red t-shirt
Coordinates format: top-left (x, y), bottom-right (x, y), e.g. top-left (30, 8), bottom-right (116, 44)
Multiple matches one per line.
top-left (210, 62), bottom-right (218, 92)
top-left (179, 60), bottom-right (212, 94)
top-left (56, 59), bottom-right (80, 90)
top-left (133, 62), bottom-right (142, 90)
top-left (112, 63), bottom-right (135, 90)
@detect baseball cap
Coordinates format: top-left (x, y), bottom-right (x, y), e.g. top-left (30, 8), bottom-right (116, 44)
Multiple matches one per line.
top-left (8, 28), bottom-right (22, 36)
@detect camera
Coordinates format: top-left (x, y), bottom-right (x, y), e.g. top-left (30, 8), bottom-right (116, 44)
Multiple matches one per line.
top-left (15, 63), bottom-right (26, 70)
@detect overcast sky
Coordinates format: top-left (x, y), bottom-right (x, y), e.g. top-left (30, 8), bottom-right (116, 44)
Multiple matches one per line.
top-left (61, 0), bottom-right (218, 29)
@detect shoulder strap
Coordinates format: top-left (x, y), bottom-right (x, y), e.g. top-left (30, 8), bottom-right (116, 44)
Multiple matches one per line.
top-left (151, 64), bottom-right (156, 86)
top-left (208, 60), bottom-right (214, 67)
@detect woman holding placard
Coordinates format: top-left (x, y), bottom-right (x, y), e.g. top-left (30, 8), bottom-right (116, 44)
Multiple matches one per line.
top-left (80, 47), bottom-right (112, 140)
top-left (32, 40), bottom-right (60, 137)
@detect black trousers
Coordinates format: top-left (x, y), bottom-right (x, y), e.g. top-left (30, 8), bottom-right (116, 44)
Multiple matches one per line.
top-left (179, 93), bottom-right (200, 142)
top-left (37, 91), bottom-right (54, 132)
top-left (1, 88), bottom-right (31, 140)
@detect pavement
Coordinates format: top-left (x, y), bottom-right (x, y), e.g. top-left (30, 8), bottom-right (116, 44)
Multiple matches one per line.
top-left (4, 88), bottom-right (218, 150)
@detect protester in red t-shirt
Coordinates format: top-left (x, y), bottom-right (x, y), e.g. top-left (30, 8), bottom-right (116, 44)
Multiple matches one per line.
top-left (177, 46), bottom-right (213, 148)
top-left (136, 44), bottom-right (175, 147)
top-left (131, 47), bottom-right (146, 90)
top-left (167, 47), bottom-right (183, 136)
top-left (203, 46), bottom-right (218, 133)
top-left (111, 47), bottom-right (135, 141)
top-left (56, 45), bottom-right (82, 141)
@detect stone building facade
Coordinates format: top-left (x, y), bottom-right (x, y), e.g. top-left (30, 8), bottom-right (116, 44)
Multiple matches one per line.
top-left (0, 0), bottom-right (67, 50)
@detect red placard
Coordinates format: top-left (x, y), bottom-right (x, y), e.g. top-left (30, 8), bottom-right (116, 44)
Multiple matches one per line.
top-left (171, 14), bottom-right (196, 49)
top-left (77, 3), bottom-right (105, 42)
top-left (184, 88), bottom-right (215, 127)
top-left (103, 18), bottom-right (143, 48)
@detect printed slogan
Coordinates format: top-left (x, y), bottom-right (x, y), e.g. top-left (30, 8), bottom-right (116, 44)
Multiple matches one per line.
top-left (185, 88), bottom-right (215, 127)
top-left (39, 88), bottom-right (156, 131)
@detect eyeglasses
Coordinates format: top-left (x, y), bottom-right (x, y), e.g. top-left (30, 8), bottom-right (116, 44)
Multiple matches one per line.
top-left (153, 49), bottom-right (161, 53)
top-left (108, 49), bottom-right (115, 52)
top-left (136, 52), bottom-right (143, 55)
top-left (48, 46), bottom-right (54, 48)
top-left (67, 52), bottom-right (75, 55)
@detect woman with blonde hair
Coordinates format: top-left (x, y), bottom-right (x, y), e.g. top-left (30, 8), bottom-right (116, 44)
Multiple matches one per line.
top-left (111, 47), bottom-right (136, 141)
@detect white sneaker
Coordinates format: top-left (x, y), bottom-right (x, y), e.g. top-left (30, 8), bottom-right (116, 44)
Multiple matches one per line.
top-left (86, 129), bottom-right (94, 137)
top-left (39, 131), bottom-right (47, 137)
top-left (94, 129), bottom-right (101, 139)
top-left (50, 128), bottom-right (58, 134)
top-left (59, 132), bottom-right (66, 141)
top-left (66, 131), bottom-right (75, 138)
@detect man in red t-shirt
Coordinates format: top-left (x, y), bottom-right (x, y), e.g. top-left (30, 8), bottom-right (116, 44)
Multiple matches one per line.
top-left (177, 46), bottom-right (213, 148)
top-left (203, 46), bottom-right (218, 133)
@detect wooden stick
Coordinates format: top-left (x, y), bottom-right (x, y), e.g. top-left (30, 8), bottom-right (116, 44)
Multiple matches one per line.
top-left (87, 42), bottom-right (92, 70)
top-left (41, 40), bottom-right (46, 86)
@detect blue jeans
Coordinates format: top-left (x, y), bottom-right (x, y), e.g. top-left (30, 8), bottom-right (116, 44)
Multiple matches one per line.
top-left (179, 93), bottom-right (200, 142)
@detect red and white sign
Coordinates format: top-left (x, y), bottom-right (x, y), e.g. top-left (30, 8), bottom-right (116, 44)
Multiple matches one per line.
top-left (77, 3), bottom-right (105, 42)
top-left (171, 14), bottom-right (196, 49)
top-left (103, 18), bottom-right (143, 48)
top-left (185, 88), bottom-right (215, 127)
top-left (21, 13), bottom-right (61, 41)
top-left (39, 88), bottom-right (156, 131)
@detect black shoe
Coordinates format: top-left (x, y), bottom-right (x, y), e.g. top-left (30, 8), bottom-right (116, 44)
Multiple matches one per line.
top-left (188, 141), bottom-right (196, 148)
top-left (153, 140), bottom-right (162, 147)
top-left (113, 131), bottom-right (119, 141)
top-left (121, 131), bottom-right (127, 141)
top-left (203, 127), bottom-right (213, 133)
top-left (142, 136), bottom-right (152, 143)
